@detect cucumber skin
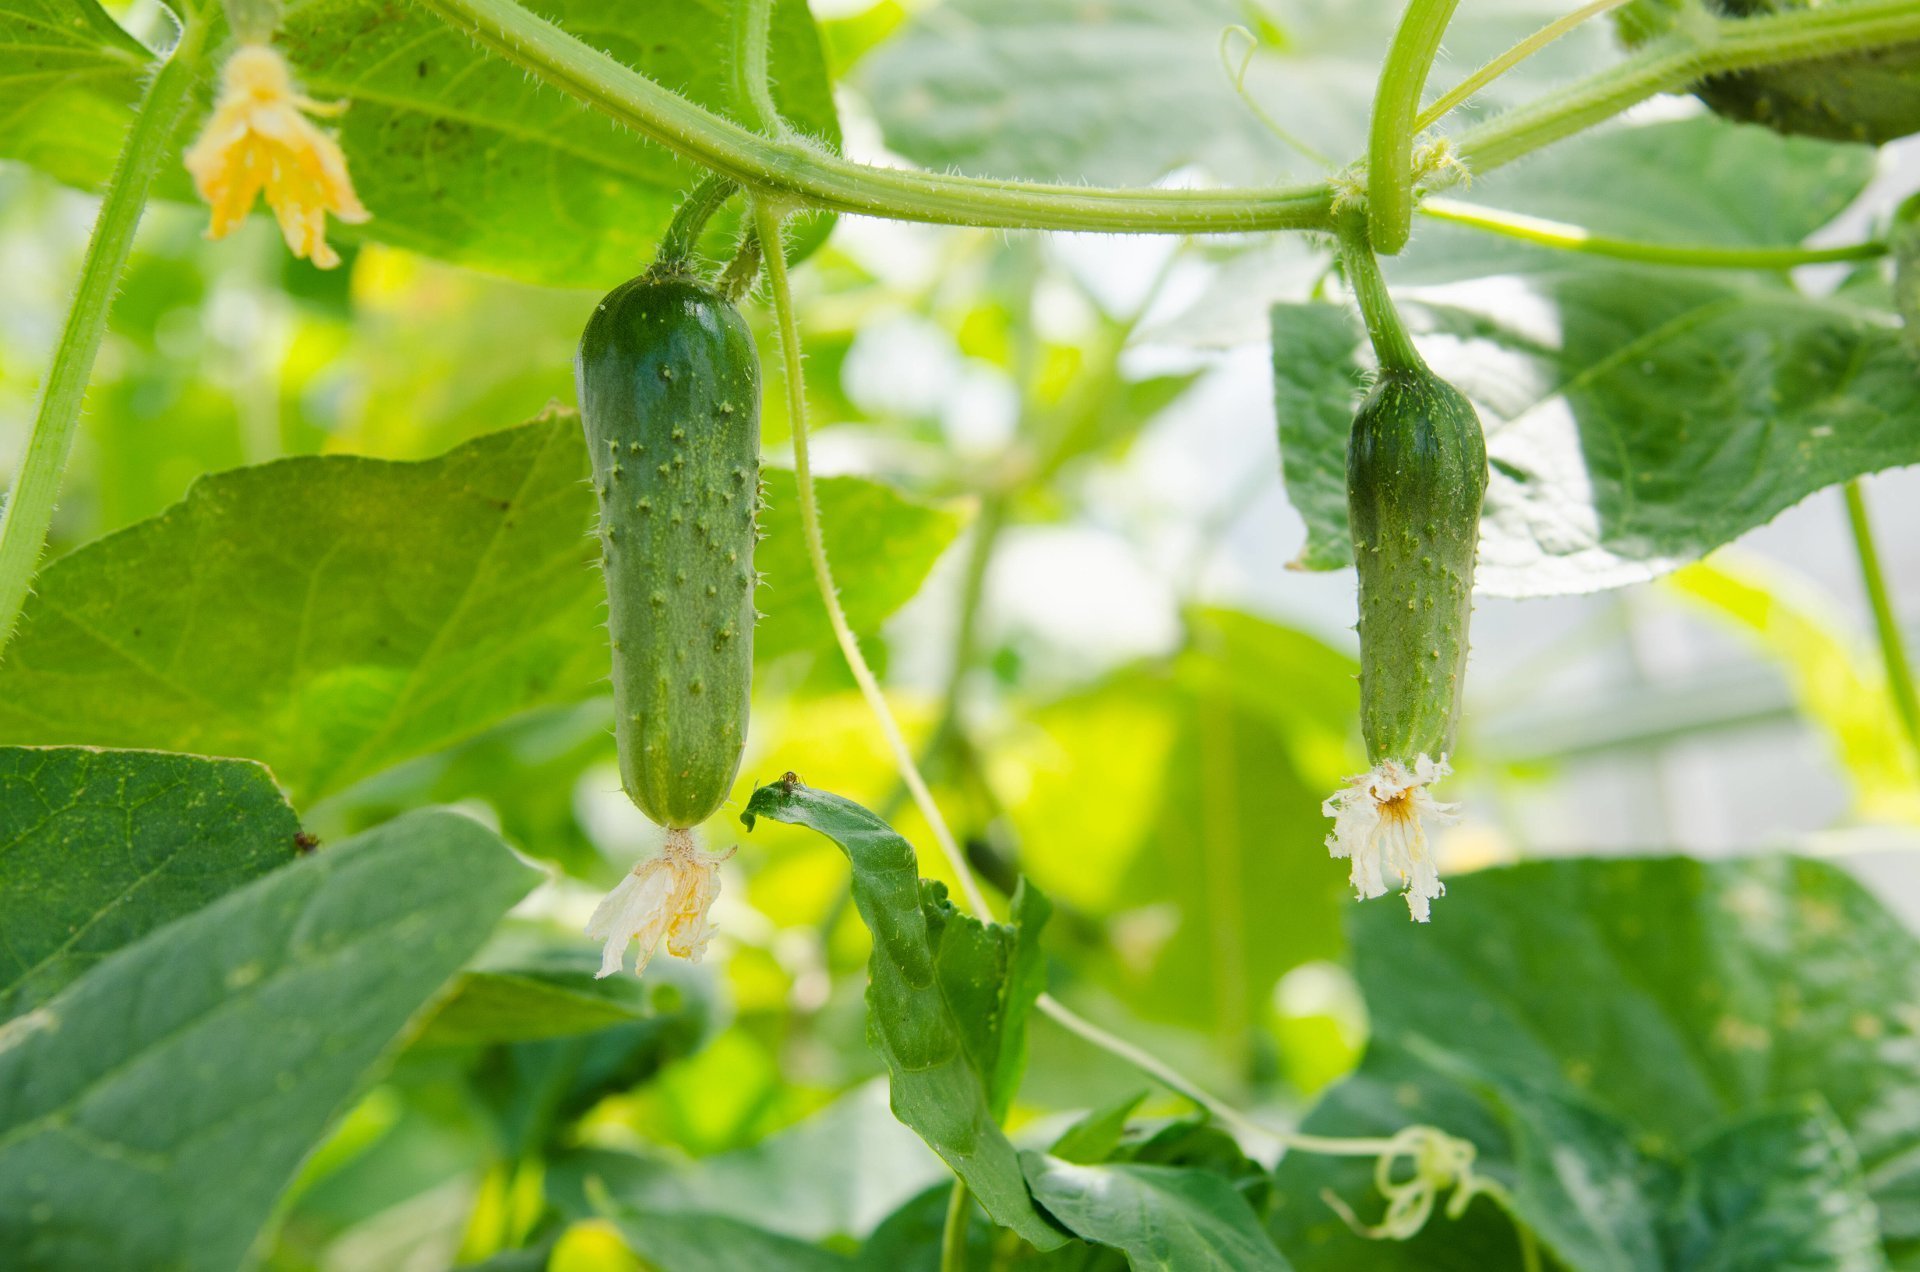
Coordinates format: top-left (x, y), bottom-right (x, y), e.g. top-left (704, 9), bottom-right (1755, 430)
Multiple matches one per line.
top-left (577, 275), bottom-right (760, 829)
top-left (1347, 368), bottom-right (1488, 766)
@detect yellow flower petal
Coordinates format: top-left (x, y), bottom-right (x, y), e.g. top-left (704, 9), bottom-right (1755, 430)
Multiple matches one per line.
top-left (183, 43), bottom-right (368, 269)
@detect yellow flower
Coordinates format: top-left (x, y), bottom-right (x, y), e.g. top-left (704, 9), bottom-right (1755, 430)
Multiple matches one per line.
top-left (183, 43), bottom-right (369, 269)
top-left (586, 829), bottom-right (730, 979)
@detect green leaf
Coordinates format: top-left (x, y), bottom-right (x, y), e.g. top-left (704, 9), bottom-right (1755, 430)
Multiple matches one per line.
top-left (0, 808), bottom-right (539, 1272)
top-left (1048, 1092), bottom-right (1149, 1165)
top-left (1662, 553), bottom-right (1920, 823)
top-left (1268, 306), bottom-right (1365, 573)
top-left (0, 0), bottom-right (148, 188)
top-left (9, 1), bottom-right (841, 286)
top-left (282, 0), bottom-right (841, 284)
top-left (1271, 856), bottom-right (1920, 1269)
top-left (0, 745), bottom-right (301, 1021)
top-left (0, 418), bottom-right (960, 803)
top-left (1272, 120), bottom-right (1902, 597)
top-left (739, 779), bottom-right (1068, 1250)
top-left (1023, 1153), bottom-right (1293, 1271)
top-left (610, 1212), bottom-right (854, 1272)
top-left (758, 474), bottom-right (965, 661)
top-left (1669, 1102), bottom-right (1885, 1272)
top-left (547, 1081), bottom-right (946, 1243)
top-left (1274, 273), bottom-right (1920, 597)
top-left (860, 0), bottom-right (1603, 187)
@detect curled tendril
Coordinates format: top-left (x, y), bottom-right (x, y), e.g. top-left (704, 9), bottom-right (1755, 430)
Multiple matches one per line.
top-left (1319, 1125), bottom-right (1510, 1241)
top-left (1216, 24), bottom-right (1335, 169)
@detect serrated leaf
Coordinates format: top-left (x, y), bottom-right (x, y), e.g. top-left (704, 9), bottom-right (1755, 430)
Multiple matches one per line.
top-left (0, 418), bottom-right (960, 803)
top-left (0, 808), bottom-right (539, 1272)
top-left (1271, 120), bottom-right (1902, 597)
top-left (0, 745), bottom-right (301, 1022)
top-left (739, 778), bottom-right (1067, 1250)
top-left (1273, 274), bottom-right (1920, 596)
top-left (1271, 856), bottom-right (1920, 1269)
top-left (1023, 1153), bottom-right (1293, 1271)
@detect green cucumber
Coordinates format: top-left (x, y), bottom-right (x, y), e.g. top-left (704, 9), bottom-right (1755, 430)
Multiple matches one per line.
top-left (577, 273), bottom-right (761, 829)
top-left (1617, 0), bottom-right (1920, 144)
top-left (1348, 366), bottom-right (1488, 766)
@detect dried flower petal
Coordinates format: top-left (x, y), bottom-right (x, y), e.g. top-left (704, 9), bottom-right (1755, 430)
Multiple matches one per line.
top-left (586, 828), bottom-right (727, 978)
top-left (183, 43), bottom-right (369, 269)
top-left (1322, 753), bottom-right (1458, 922)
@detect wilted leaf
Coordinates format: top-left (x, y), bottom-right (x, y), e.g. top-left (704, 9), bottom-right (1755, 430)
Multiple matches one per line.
top-left (0, 809), bottom-right (539, 1272)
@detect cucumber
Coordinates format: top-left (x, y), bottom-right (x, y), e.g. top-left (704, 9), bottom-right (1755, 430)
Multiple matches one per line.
top-left (1348, 366), bottom-right (1488, 766)
top-left (577, 273), bottom-right (761, 829)
top-left (1617, 0), bottom-right (1920, 144)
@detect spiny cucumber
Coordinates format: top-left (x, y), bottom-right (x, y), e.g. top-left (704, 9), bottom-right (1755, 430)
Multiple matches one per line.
top-left (577, 274), bottom-right (761, 829)
top-left (1348, 366), bottom-right (1488, 766)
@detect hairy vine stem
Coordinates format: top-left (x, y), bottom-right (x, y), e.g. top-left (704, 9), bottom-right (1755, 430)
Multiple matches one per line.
top-left (413, 0), bottom-right (1920, 236)
top-left (1844, 480), bottom-right (1920, 772)
top-left (757, 197), bottom-right (1481, 1176)
top-left (1366, 0), bottom-right (1462, 255)
top-left (1420, 197), bottom-right (1888, 268)
top-left (0, 15), bottom-right (211, 660)
top-left (1337, 213), bottom-right (1425, 375)
top-left (1416, 0), bottom-right (1634, 129)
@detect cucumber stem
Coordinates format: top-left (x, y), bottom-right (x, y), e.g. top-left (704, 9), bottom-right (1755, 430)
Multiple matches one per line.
top-left (939, 1180), bottom-right (971, 1272)
top-left (1421, 197), bottom-right (1888, 269)
top-left (753, 197), bottom-right (994, 920)
top-left (1843, 480), bottom-right (1920, 772)
top-left (1366, 0), bottom-right (1461, 256)
top-left (0, 15), bottom-right (211, 662)
top-left (1338, 213), bottom-right (1426, 376)
top-left (649, 174), bottom-right (739, 275)
top-left (1416, 0), bottom-right (1633, 129)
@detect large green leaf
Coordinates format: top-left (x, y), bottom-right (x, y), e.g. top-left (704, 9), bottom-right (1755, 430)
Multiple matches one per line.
top-left (5, 1), bottom-right (841, 286)
top-left (739, 779), bottom-right (1068, 1250)
top-left (0, 0), bottom-right (148, 188)
top-left (1023, 1154), bottom-right (1293, 1271)
top-left (0, 745), bottom-right (300, 1021)
top-left (1270, 856), bottom-right (1920, 1269)
top-left (547, 1081), bottom-right (946, 1243)
top-left (1273, 273), bottom-right (1920, 597)
top-left (0, 417), bottom-right (960, 803)
top-left (0, 808), bottom-right (539, 1272)
top-left (860, 0), bottom-right (1605, 186)
top-left (1271, 119), bottom-right (1900, 596)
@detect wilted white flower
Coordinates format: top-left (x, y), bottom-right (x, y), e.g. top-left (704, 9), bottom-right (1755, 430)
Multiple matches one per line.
top-left (1321, 753), bottom-right (1457, 922)
top-left (587, 828), bottom-right (727, 979)
top-left (183, 43), bottom-right (369, 268)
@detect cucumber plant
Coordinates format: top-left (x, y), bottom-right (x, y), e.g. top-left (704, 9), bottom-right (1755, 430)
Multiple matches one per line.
top-left (6, 0), bottom-right (1920, 1268)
